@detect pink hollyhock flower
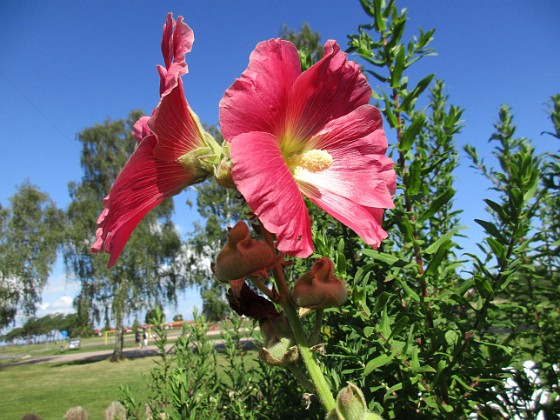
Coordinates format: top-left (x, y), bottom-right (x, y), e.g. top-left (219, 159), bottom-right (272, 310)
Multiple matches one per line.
top-left (220, 39), bottom-right (396, 257)
top-left (92, 14), bottom-right (219, 267)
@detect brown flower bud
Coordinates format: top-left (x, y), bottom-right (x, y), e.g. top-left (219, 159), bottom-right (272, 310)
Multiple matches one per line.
top-left (291, 257), bottom-right (347, 309)
top-left (214, 221), bottom-right (274, 282)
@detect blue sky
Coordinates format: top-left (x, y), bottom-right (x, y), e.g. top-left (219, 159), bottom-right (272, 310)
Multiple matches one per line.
top-left (1, 1), bottom-right (559, 323)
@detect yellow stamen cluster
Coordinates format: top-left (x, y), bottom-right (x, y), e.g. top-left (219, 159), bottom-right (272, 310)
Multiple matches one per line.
top-left (286, 149), bottom-right (333, 175)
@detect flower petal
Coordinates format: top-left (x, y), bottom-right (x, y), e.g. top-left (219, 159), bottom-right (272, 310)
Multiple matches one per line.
top-left (230, 131), bottom-right (313, 257)
top-left (132, 116), bottom-right (151, 143)
top-left (159, 14), bottom-right (194, 97)
top-left (220, 39), bottom-right (301, 141)
top-left (302, 184), bottom-right (388, 249)
top-left (92, 135), bottom-right (192, 267)
top-left (294, 105), bottom-right (396, 208)
top-left (287, 40), bottom-right (372, 140)
top-left (149, 78), bottom-right (204, 162)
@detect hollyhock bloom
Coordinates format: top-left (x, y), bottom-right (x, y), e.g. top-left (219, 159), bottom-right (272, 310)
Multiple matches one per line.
top-left (220, 39), bottom-right (396, 257)
top-left (92, 14), bottom-right (219, 267)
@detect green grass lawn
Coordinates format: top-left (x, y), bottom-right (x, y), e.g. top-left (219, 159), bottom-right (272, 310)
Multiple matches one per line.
top-left (0, 356), bottom-right (154, 419)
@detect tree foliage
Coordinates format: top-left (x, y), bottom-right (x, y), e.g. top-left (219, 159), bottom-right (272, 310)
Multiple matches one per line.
top-left (2, 312), bottom-right (92, 343)
top-left (0, 182), bottom-right (64, 328)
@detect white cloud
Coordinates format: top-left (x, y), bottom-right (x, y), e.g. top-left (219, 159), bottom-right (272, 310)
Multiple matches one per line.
top-left (36, 295), bottom-right (75, 317)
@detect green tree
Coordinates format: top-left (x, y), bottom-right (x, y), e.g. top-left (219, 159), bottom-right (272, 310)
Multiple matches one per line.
top-left (0, 182), bottom-right (64, 328)
top-left (64, 111), bottom-right (186, 361)
top-left (145, 304), bottom-right (166, 325)
top-left (280, 23), bottom-right (323, 70)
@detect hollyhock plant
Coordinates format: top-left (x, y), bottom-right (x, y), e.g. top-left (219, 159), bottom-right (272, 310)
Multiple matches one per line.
top-left (220, 39), bottom-right (396, 258)
top-left (92, 14), bottom-right (220, 267)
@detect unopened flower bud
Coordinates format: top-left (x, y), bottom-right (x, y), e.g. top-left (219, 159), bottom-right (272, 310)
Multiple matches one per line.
top-left (291, 257), bottom-right (347, 309)
top-left (259, 316), bottom-right (298, 365)
top-left (214, 149), bottom-right (236, 189)
top-left (214, 221), bottom-right (274, 282)
top-left (326, 382), bottom-right (383, 420)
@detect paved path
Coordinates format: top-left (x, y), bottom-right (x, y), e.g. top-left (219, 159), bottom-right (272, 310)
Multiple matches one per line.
top-left (1, 345), bottom-right (161, 367)
top-left (1, 335), bottom-right (256, 367)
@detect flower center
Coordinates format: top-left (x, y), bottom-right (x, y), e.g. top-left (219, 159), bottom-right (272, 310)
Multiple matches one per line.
top-left (286, 149), bottom-right (333, 175)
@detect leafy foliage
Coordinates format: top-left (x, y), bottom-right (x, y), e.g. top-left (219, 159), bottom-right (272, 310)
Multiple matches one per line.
top-left (120, 313), bottom-right (315, 419)
top-left (0, 182), bottom-right (64, 328)
top-left (152, 4), bottom-right (559, 416)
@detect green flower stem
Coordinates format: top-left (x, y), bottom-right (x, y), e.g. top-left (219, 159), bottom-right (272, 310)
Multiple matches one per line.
top-left (287, 363), bottom-right (315, 392)
top-left (309, 308), bottom-right (324, 345)
top-left (282, 300), bottom-right (336, 412)
top-left (260, 224), bottom-right (336, 412)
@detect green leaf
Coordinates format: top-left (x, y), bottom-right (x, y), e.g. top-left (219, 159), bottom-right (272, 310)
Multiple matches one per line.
top-left (424, 228), bottom-right (460, 254)
top-left (419, 188), bottom-right (455, 222)
top-left (424, 242), bottom-right (450, 277)
top-left (372, 292), bottom-right (391, 314)
top-left (486, 237), bottom-right (506, 259)
top-left (362, 249), bottom-right (408, 267)
top-left (380, 305), bottom-right (391, 337)
top-left (455, 278), bottom-right (474, 296)
top-left (364, 354), bottom-right (393, 376)
top-left (400, 114), bottom-right (426, 152)
top-left (372, 0), bottom-right (386, 32)
top-left (407, 159), bottom-right (422, 195)
top-left (400, 74), bottom-right (434, 111)
top-left (389, 316), bottom-right (410, 339)
top-left (483, 199), bottom-right (509, 224)
top-left (395, 278), bottom-right (420, 302)
top-left (391, 46), bottom-right (405, 88)
top-left (475, 219), bottom-right (507, 243)
top-left (523, 174), bottom-right (539, 201)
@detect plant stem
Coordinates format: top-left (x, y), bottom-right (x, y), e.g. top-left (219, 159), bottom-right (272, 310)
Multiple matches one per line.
top-left (260, 224), bottom-right (336, 413)
top-left (309, 308), bottom-right (324, 345)
top-left (282, 301), bottom-right (336, 412)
